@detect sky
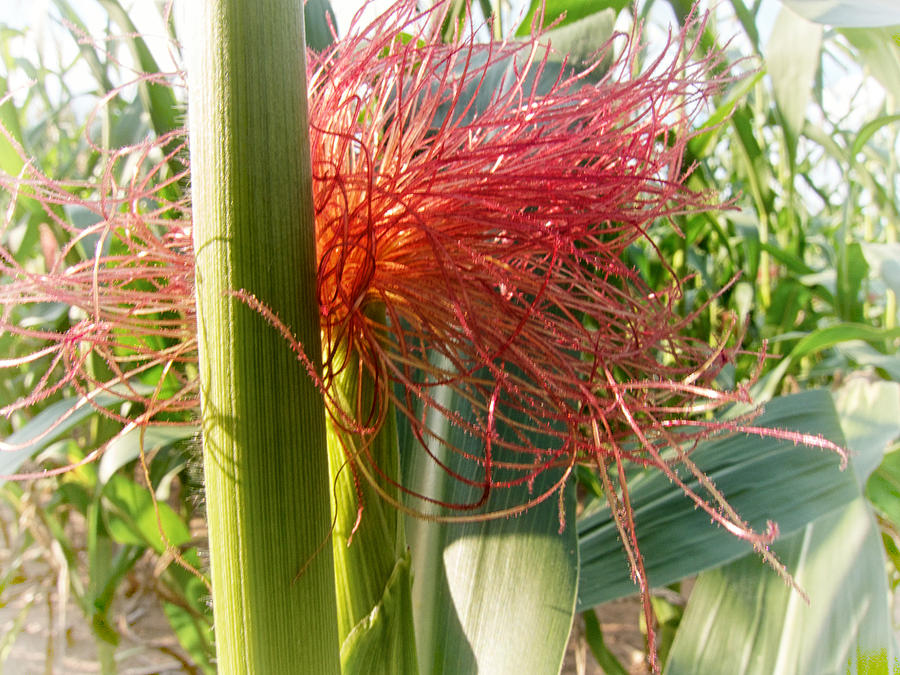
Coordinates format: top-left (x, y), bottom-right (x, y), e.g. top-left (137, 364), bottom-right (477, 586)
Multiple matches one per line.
top-left (0, 1), bottom-right (887, 134)
top-left (0, 0), bottom-right (784, 78)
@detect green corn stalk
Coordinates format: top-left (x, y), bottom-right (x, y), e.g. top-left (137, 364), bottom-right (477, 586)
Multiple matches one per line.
top-left (326, 308), bottom-right (418, 673)
top-left (187, 1), bottom-right (341, 672)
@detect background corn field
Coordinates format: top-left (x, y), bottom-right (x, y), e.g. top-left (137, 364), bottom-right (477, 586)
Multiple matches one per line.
top-left (1, 1), bottom-right (898, 673)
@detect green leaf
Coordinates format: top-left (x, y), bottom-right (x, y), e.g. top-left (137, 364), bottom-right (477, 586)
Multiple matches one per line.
top-left (514, 0), bottom-right (629, 36)
top-left (755, 323), bottom-right (900, 400)
top-left (869, 448), bottom-right (900, 527)
top-left (305, 0), bottom-right (337, 51)
top-left (536, 10), bottom-right (617, 78)
top-left (96, 0), bottom-right (178, 133)
top-left (852, 114), bottom-right (900, 159)
top-left (50, 0), bottom-right (115, 92)
top-left (731, 105), bottom-right (776, 222)
top-left (837, 342), bottom-right (900, 382)
top-left (860, 242), bottom-right (900, 299)
top-left (583, 609), bottom-right (630, 675)
top-left (688, 71), bottom-right (764, 158)
top-left (840, 27), bottom-right (900, 109)
top-left (834, 378), bottom-right (900, 485)
top-left (162, 601), bottom-right (216, 675)
top-left (856, 380), bottom-right (900, 526)
top-left (665, 379), bottom-right (900, 673)
top-left (98, 424), bottom-right (196, 485)
top-left (765, 5), bottom-right (823, 157)
top-left (85, 499), bottom-right (122, 647)
top-left (341, 554), bottom-right (419, 674)
top-left (102, 474), bottom-right (191, 552)
top-left (54, 480), bottom-right (93, 515)
top-left (90, 544), bottom-right (145, 645)
top-left (437, 25), bottom-right (614, 129)
top-left (403, 380), bottom-right (578, 674)
top-left (788, 323), bottom-right (900, 361)
top-left (108, 97), bottom-right (150, 149)
top-left (577, 391), bottom-right (854, 609)
top-left (665, 497), bottom-right (896, 674)
top-left (326, 351), bottom-right (417, 674)
top-left (0, 594), bottom-right (33, 661)
top-left (0, 75), bottom-right (26, 177)
top-left (0, 392), bottom-right (124, 483)
top-left (95, 0), bottom-right (185, 179)
top-left (756, 240), bottom-right (815, 276)
top-left (782, 1), bottom-right (900, 27)
top-left (837, 242), bottom-right (869, 322)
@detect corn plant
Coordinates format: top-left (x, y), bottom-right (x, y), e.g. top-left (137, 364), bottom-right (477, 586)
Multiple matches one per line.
top-left (1, 1), bottom-right (898, 673)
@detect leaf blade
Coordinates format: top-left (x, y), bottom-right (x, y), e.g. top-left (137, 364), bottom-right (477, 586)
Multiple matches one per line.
top-left (577, 391), bottom-right (854, 609)
top-left (665, 497), bottom-right (895, 674)
top-left (403, 382), bottom-right (578, 674)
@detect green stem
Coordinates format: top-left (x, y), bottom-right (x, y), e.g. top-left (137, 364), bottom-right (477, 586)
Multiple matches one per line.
top-left (327, 315), bottom-right (418, 673)
top-left (187, 2), bottom-right (340, 672)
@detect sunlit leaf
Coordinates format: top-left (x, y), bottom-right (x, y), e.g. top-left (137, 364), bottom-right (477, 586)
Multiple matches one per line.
top-left (583, 609), bottom-right (629, 675)
top-left (403, 386), bottom-right (578, 674)
top-left (665, 497), bottom-right (895, 674)
top-left (834, 378), bottom-right (900, 484)
top-left (162, 599), bottom-right (216, 675)
top-left (0, 392), bottom-right (124, 483)
top-left (102, 473), bottom-right (191, 552)
top-left (869, 448), bottom-right (900, 527)
top-left (95, 0), bottom-right (184, 178)
top-left (514, 0), bottom-right (629, 36)
top-left (840, 27), bottom-right (900, 108)
top-left (98, 424), bottom-right (196, 485)
top-left (755, 324), bottom-right (900, 400)
top-left (837, 342), bottom-right (900, 382)
top-left (0, 75), bottom-right (25, 177)
top-left (340, 555), bottom-right (419, 674)
top-left (665, 377), bottom-right (900, 674)
top-left (861, 242), bottom-right (900, 299)
top-left (537, 9), bottom-right (616, 78)
top-left (688, 72), bottom-right (764, 158)
top-left (852, 114), bottom-right (900, 158)
top-left (577, 391), bottom-right (854, 609)
top-left (765, 5), bottom-right (822, 157)
top-left (781, 0), bottom-right (900, 27)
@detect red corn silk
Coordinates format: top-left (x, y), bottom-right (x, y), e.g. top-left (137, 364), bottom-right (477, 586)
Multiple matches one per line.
top-left (0, 2), bottom-right (846, 671)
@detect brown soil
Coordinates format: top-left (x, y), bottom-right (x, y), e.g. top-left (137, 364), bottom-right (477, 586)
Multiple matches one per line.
top-left (0, 497), bottom-right (195, 674)
top-left (1, 493), bottom-right (654, 675)
top-left (562, 597), bottom-right (652, 675)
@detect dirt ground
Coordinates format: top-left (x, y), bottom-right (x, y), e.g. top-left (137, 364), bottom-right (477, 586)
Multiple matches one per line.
top-left (0, 548), bottom-right (197, 675)
top-left (1, 574), bottom-right (650, 675)
top-left (0, 541), bottom-right (650, 675)
top-left (0, 591), bottom-right (189, 673)
top-left (563, 598), bottom-right (653, 675)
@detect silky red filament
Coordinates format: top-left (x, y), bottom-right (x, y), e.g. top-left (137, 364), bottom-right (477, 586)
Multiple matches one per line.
top-left (0, 3), bottom-right (846, 671)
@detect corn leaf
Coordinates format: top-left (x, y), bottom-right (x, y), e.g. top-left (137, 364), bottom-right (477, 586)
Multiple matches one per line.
top-left (403, 388), bottom-right (578, 674)
top-left (577, 390), bottom-right (855, 609)
top-left (781, 0), bottom-right (900, 27)
top-left (305, 0), bottom-right (337, 51)
top-left (665, 497), bottom-right (895, 674)
top-left (98, 424), bottom-right (196, 485)
top-left (515, 0), bottom-right (629, 36)
top-left (664, 378), bottom-right (900, 674)
top-left (0, 392), bottom-right (125, 483)
top-left (765, 5), bottom-right (822, 158)
top-left (101, 474), bottom-right (191, 552)
top-left (839, 27), bottom-right (900, 105)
